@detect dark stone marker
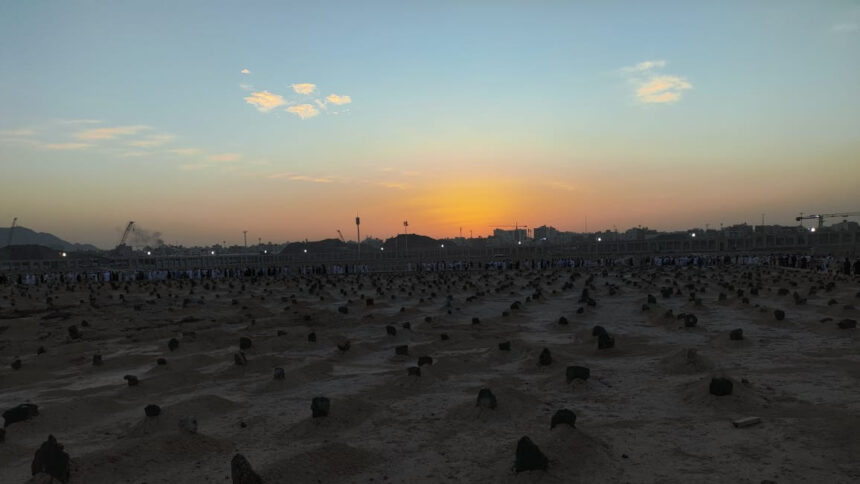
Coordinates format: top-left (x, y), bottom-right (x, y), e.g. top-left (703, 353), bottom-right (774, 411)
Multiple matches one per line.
top-left (576, 307), bottom-right (584, 314)
top-left (404, 321), bottom-right (413, 329)
top-left (156, 358), bottom-right (167, 365)
top-left (230, 453), bottom-right (262, 484)
top-left (234, 352), bottom-right (247, 366)
top-left (407, 366), bottom-right (421, 377)
top-left (592, 325), bottom-right (607, 338)
top-left (395, 345), bottom-right (409, 356)
top-left (566, 366), bottom-right (590, 383)
top-left (366, 298), bottom-right (374, 306)
top-left (838, 319), bottom-right (857, 329)
top-left (730, 329), bottom-right (744, 340)
top-left (144, 404), bottom-right (161, 417)
top-left (4, 403), bottom-right (39, 427)
top-left (92, 354), bottom-right (103, 366)
top-left (498, 341), bottom-right (511, 351)
top-left (168, 338), bottom-right (179, 351)
top-left (774, 309), bottom-right (785, 321)
top-left (538, 348), bottom-right (552, 366)
top-left (647, 294), bottom-right (657, 304)
top-left (684, 314), bottom-right (698, 327)
top-left (550, 409), bottom-right (576, 429)
top-left (307, 332), bottom-right (316, 342)
top-left (598, 334), bottom-right (615, 350)
top-left (440, 333), bottom-right (450, 341)
top-left (11, 359), bottom-right (21, 370)
top-left (311, 397), bottom-right (330, 418)
top-left (476, 388), bottom-right (497, 409)
top-left (558, 316), bottom-right (568, 325)
top-left (386, 325), bottom-right (397, 336)
top-left (338, 306), bottom-right (348, 314)
top-left (123, 374), bottom-right (139, 386)
top-left (417, 356), bottom-right (433, 366)
top-left (709, 377), bottom-right (733, 396)
top-left (31, 434), bottom-right (70, 483)
top-left (273, 367), bottom-right (285, 380)
top-left (514, 436), bottom-right (548, 473)
top-left (67, 325), bottom-right (81, 340)
top-left (472, 317), bottom-right (480, 325)
top-left (337, 341), bottom-right (350, 352)
top-left (239, 337), bottom-right (252, 350)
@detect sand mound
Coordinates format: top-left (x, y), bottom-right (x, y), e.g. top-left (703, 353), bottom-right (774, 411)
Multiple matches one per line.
top-left (261, 442), bottom-right (381, 483)
top-left (658, 348), bottom-right (717, 374)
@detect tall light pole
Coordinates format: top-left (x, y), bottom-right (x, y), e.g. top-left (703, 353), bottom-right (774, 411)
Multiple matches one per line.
top-left (356, 216), bottom-right (361, 261)
top-left (403, 220), bottom-right (408, 256)
top-left (243, 230), bottom-right (247, 249)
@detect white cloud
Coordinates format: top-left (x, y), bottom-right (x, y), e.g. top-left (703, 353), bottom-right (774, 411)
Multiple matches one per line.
top-left (208, 153), bottom-right (241, 162)
top-left (291, 83), bottom-right (317, 94)
top-left (169, 148), bottom-right (202, 156)
top-left (44, 142), bottom-right (92, 150)
top-left (268, 172), bottom-right (332, 183)
top-left (621, 60), bottom-right (692, 104)
top-left (244, 90), bottom-right (286, 112)
top-left (241, 68), bottom-right (250, 74)
top-left (75, 125), bottom-right (149, 140)
top-left (0, 128), bottom-right (35, 137)
top-left (326, 93), bottom-right (352, 105)
top-left (636, 75), bottom-right (692, 103)
top-left (832, 23), bottom-right (858, 33)
top-left (379, 181), bottom-right (407, 190)
top-left (622, 60), bottom-right (666, 73)
top-left (286, 104), bottom-right (319, 119)
top-left (129, 134), bottom-right (174, 147)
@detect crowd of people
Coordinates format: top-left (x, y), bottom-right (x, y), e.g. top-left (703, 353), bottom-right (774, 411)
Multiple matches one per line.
top-left (2, 252), bottom-right (858, 286)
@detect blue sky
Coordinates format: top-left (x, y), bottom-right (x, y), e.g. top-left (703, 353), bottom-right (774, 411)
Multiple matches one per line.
top-left (1, 1), bottom-right (858, 247)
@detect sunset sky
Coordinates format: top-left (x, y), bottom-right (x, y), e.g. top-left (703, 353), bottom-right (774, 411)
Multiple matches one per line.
top-left (1, 1), bottom-right (858, 248)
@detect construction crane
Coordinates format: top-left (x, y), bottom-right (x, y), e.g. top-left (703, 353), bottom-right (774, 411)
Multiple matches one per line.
top-left (118, 221), bottom-right (135, 246)
top-left (7, 217), bottom-right (17, 247)
top-left (795, 211), bottom-right (860, 229)
top-left (336, 229), bottom-right (346, 243)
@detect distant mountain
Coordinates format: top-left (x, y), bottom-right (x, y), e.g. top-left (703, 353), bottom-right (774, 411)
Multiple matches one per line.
top-left (0, 226), bottom-right (100, 252)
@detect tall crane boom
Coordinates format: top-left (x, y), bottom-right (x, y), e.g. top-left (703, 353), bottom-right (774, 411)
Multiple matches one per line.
top-left (336, 230), bottom-right (345, 243)
top-left (6, 217), bottom-right (17, 247)
top-left (119, 221), bottom-right (135, 246)
top-left (796, 211), bottom-right (860, 229)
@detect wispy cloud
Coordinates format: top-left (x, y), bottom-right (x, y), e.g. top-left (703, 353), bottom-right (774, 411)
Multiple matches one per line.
top-left (379, 181), bottom-right (407, 190)
top-left (239, 83), bottom-right (255, 92)
top-left (208, 153), bottom-right (241, 162)
top-left (636, 75), bottom-right (692, 103)
top-left (268, 172), bottom-right (333, 183)
top-left (129, 134), bottom-right (174, 147)
top-left (75, 125), bottom-right (148, 140)
top-left (286, 104), bottom-right (319, 119)
top-left (622, 60), bottom-right (692, 104)
top-left (119, 151), bottom-right (146, 158)
top-left (169, 148), bottom-right (202, 156)
top-left (326, 93), bottom-right (352, 105)
top-left (44, 142), bottom-right (92, 150)
top-left (244, 90), bottom-right (286, 112)
top-left (179, 163), bottom-right (207, 171)
top-left (54, 119), bottom-right (102, 125)
top-left (291, 83), bottom-right (317, 95)
top-left (0, 128), bottom-right (35, 137)
top-left (622, 60), bottom-right (666, 73)
top-left (241, 68), bottom-right (250, 74)
top-left (832, 23), bottom-right (858, 33)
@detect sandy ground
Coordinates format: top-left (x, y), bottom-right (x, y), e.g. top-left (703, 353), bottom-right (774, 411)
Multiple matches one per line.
top-left (1, 265), bottom-right (859, 483)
